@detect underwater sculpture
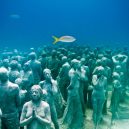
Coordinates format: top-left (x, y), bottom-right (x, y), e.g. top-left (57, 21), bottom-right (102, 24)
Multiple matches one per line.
top-left (20, 85), bottom-right (54, 129)
top-left (0, 67), bottom-right (20, 129)
top-left (39, 69), bottom-right (60, 129)
top-left (92, 66), bottom-right (107, 129)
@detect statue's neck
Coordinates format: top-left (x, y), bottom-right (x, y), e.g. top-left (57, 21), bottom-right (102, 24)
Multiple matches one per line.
top-left (32, 100), bottom-right (41, 107)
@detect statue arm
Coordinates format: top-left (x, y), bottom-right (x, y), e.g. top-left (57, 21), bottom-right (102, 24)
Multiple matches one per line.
top-left (104, 77), bottom-right (108, 92)
top-left (0, 108), bottom-right (2, 118)
top-left (36, 104), bottom-right (51, 126)
top-left (83, 69), bottom-right (88, 82)
top-left (15, 86), bottom-right (21, 108)
top-left (84, 66), bottom-right (90, 77)
top-left (54, 80), bottom-right (66, 104)
top-left (112, 55), bottom-right (117, 63)
top-left (92, 67), bottom-right (97, 75)
top-left (38, 63), bottom-right (42, 77)
top-left (108, 67), bottom-right (112, 77)
top-left (92, 75), bottom-right (98, 86)
top-left (67, 71), bottom-right (75, 90)
top-left (58, 67), bottom-right (64, 77)
top-left (20, 104), bottom-right (33, 127)
top-left (80, 69), bottom-right (87, 82)
top-left (29, 72), bottom-right (34, 85)
top-left (39, 81), bottom-right (45, 89)
top-left (123, 55), bottom-right (128, 63)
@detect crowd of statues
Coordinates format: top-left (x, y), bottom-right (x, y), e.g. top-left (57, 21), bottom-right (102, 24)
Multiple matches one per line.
top-left (0, 45), bottom-right (129, 129)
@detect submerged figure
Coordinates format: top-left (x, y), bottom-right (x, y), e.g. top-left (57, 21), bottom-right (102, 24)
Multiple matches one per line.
top-left (112, 54), bottom-right (128, 92)
top-left (0, 67), bottom-right (20, 129)
top-left (22, 62), bottom-right (34, 89)
top-left (92, 66), bottom-right (107, 128)
top-left (101, 57), bottom-right (111, 114)
top-left (62, 59), bottom-right (83, 129)
top-left (111, 75), bottom-right (121, 124)
top-left (27, 52), bottom-right (42, 84)
top-left (9, 60), bottom-right (21, 83)
top-left (20, 85), bottom-right (53, 129)
top-left (80, 58), bottom-right (89, 110)
top-left (39, 69), bottom-right (60, 129)
top-left (47, 50), bottom-right (60, 80)
top-left (57, 56), bottom-right (70, 101)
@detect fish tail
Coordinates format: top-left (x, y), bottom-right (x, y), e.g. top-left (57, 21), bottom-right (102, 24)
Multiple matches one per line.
top-left (52, 36), bottom-right (59, 44)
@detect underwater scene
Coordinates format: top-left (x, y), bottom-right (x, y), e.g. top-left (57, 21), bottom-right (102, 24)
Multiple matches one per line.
top-left (0, 0), bottom-right (129, 129)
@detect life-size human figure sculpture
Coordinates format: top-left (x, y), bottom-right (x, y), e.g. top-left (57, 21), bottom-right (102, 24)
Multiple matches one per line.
top-left (27, 52), bottom-right (42, 84)
top-left (39, 69), bottom-right (60, 129)
top-left (76, 60), bottom-right (88, 116)
top-left (62, 59), bottom-right (83, 129)
top-left (101, 57), bottom-right (111, 114)
top-left (21, 62), bottom-right (34, 101)
top-left (92, 66), bottom-right (107, 128)
top-left (80, 58), bottom-right (89, 109)
top-left (15, 78), bottom-right (27, 129)
top-left (20, 85), bottom-right (54, 129)
top-left (9, 60), bottom-right (21, 83)
top-left (0, 67), bottom-right (20, 129)
top-left (113, 65), bottom-right (125, 102)
top-left (111, 74), bottom-right (121, 124)
top-left (22, 62), bottom-right (34, 89)
top-left (112, 54), bottom-right (128, 74)
top-left (57, 56), bottom-right (70, 101)
top-left (112, 54), bottom-right (128, 91)
top-left (38, 53), bottom-right (48, 72)
top-left (47, 50), bottom-right (59, 80)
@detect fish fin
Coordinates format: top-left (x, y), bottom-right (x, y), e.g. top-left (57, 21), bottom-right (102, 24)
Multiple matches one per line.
top-left (52, 36), bottom-right (59, 44)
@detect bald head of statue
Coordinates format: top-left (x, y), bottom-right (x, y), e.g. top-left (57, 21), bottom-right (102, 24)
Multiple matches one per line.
top-left (0, 67), bottom-right (9, 83)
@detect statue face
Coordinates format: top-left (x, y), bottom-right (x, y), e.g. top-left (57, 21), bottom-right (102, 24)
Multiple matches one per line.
top-left (31, 88), bottom-right (41, 101)
top-left (98, 69), bottom-right (104, 76)
top-left (73, 62), bottom-right (80, 69)
top-left (44, 72), bottom-right (51, 81)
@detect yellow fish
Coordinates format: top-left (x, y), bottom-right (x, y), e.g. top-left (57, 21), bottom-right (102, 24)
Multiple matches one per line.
top-left (52, 35), bottom-right (76, 44)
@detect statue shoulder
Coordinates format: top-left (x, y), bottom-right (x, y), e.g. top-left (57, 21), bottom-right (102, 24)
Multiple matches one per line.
top-left (8, 81), bottom-right (19, 90)
top-left (35, 60), bottom-right (41, 65)
top-left (39, 81), bottom-right (45, 87)
top-left (51, 79), bottom-right (57, 85)
top-left (41, 101), bottom-right (49, 108)
top-left (69, 68), bottom-right (74, 75)
top-left (23, 101), bottom-right (31, 109)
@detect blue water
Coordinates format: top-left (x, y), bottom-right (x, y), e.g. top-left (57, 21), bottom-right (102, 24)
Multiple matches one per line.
top-left (0, 0), bottom-right (129, 50)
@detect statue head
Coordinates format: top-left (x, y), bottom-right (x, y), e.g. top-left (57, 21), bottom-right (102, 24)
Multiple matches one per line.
top-left (80, 58), bottom-right (85, 65)
top-left (71, 59), bottom-right (80, 69)
top-left (31, 85), bottom-right (43, 101)
top-left (23, 62), bottom-right (30, 71)
top-left (95, 59), bottom-right (102, 66)
top-left (0, 67), bottom-right (9, 83)
top-left (101, 57), bottom-right (108, 67)
top-left (43, 68), bottom-right (52, 81)
top-left (115, 65), bottom-right (121, 73)
top-left (62, 56), bottom-right (67, 64)
top-left (96, 66), bottom-right (105, 76)
top-left (28, 52), bottom-right (37, 60)
top-left (112, 72), bottom-right (120, 80)
top-left (10, 60), bottom-right (19, 70)
top-left (2, 59), bottom-right (9, 68)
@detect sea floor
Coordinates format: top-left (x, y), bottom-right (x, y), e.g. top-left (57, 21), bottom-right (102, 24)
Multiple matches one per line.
top-left (0, 91), bottom-right (129, 129)
top-left (59, 90), bottom-right (129, 129)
